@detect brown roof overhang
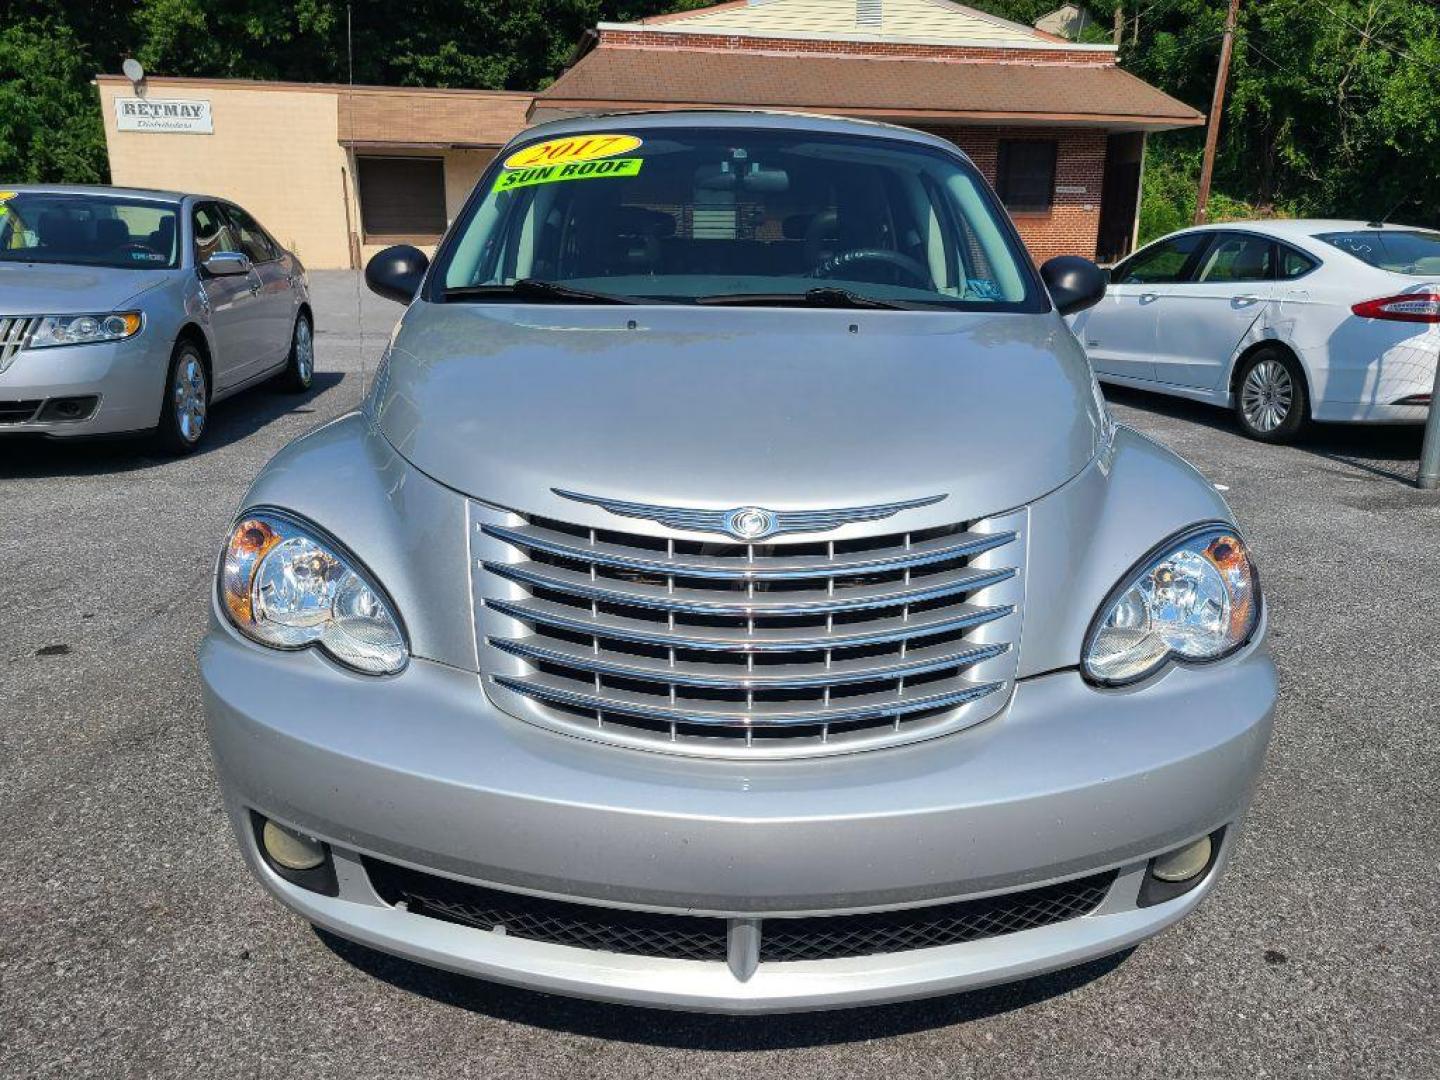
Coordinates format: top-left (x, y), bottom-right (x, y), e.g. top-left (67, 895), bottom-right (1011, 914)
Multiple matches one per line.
top-left (534, 47), bottom-right (1203, 131)
top-left (337, 86), bottom-right (533, 147)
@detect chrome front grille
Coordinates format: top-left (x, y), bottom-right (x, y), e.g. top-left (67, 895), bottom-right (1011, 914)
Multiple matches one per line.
top-left (472, 502), bottom-right (1026, 758)
top-left (0, 317), bottom-right (39, 374)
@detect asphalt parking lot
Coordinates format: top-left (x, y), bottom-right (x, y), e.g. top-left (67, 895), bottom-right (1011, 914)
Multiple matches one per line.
top-left (2, 271), bottom-right (1437, 1079)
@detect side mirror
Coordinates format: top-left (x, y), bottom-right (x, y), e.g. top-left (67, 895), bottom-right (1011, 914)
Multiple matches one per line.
top-left (365, 245), bottom-right (429, 304)
top-left (203, 251), bottom-right (252, 277)
top-left (1040, 255), bottom-right (1107, 316)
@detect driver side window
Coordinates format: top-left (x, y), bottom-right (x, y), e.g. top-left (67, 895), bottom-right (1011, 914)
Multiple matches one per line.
top-left (193, 203), bottom-right (242, 264)
top-left (222, 204), bottom-right (279, 263)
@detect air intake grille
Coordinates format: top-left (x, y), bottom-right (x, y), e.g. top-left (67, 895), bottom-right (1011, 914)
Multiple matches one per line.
top-left (364, 857), bottom-right (729, 962)
top-left (363, 856), bottom-right (1113, 964)
top-left (473, 501), bottom-right (1025, 758)
top-left (0, 317), bottom-right (39, 375)
top-left (759, 873), bottom-right (1115, 962)
top-left (0, 399), bottom-right (42, 424)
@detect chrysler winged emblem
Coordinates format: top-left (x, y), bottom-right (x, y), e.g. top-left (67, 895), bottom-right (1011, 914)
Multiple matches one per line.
top-left (554, 489), bottom-right (946, 541)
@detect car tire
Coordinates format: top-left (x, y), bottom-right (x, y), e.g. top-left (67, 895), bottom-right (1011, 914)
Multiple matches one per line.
top-left (281, 311), bottom-right (315, 393)
top-left (1233, 347), bottom-right (1308, 443)
top-left (155, 340), bottom-right (210, 455)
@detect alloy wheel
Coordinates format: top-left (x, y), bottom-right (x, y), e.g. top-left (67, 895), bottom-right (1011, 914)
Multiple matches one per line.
top-left (295, 317), bottom-right (314, 383)
top-left (173, 354), bottom-right (208, 443)
top-left (1240, 358), bottom-right (1293, 434)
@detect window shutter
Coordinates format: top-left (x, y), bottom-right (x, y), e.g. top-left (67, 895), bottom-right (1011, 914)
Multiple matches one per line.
top-left (356, 157), bottom-right (447, 238)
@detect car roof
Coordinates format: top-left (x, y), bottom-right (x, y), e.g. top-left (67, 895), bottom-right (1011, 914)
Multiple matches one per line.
top-left (1, 183), bottom-right (196, 204)
top-left (509, 109), bottom-right (971, 161)
top-left (1176, 218), bottom-right (1433, 240)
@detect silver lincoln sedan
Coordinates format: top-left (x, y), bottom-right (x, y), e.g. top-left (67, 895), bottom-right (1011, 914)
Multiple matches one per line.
top-left (0, 185), bottom-right (313, 452)
top-left (201, 112), bottom-right (1276, 1012)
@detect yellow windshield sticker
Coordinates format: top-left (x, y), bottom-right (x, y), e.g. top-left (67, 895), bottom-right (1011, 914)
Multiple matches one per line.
top-left (502, 134), bottom-right (642, 170)
top-left (494, 157), bottom-right (643, 193)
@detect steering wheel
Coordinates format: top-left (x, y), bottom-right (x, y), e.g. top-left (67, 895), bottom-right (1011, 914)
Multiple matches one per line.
top-left (810, 248), bottom-right (931, 288)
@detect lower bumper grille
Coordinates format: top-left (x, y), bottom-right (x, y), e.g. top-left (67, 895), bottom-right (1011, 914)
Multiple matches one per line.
top-left (364, 858), bottom-right (729, 961)
top-left (0, 400), bottom-right (42, 424)
top-left (758, 873), bottom-right (1115, 962)
top-left (362, 857), bottom-right (1115, 965)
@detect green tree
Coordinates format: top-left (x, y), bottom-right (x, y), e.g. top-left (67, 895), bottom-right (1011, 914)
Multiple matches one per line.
top-left (973, 0), bottom-right (1440, 236)
top-left (0, 17), bottom-right (108, 183)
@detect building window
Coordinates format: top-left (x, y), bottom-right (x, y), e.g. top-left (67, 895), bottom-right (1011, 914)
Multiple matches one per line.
top-left (996, 140), bottom-right (1058, 214)
top-left (356, 156), bottom-right (446, 239)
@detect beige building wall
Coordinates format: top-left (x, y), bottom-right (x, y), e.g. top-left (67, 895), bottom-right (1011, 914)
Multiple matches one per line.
top-left (100, 77), bottom-right (523, 269)
top-left (98, 79), bottom-right (354, 268)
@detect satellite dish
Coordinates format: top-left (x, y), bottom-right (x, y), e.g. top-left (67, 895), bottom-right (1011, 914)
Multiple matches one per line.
top-left (122, 58), bottom-right (145, 84)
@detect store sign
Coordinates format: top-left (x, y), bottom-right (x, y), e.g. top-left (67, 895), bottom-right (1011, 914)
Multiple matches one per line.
top-left (114, 98), bottom-right (212, 134)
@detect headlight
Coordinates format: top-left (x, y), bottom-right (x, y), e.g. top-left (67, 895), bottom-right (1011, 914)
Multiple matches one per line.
top-left (219, 511), bottom-right (407, 675)
top-left (28, 312), bottom-right (143, 348)
top-left (1083, 524), bottom-right (1260, 686)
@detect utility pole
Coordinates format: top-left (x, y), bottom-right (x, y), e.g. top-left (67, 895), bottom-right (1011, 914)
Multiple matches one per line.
top-left (1194, 0), bottom-right (1241, 225)
top-left (1419, 361), bottom-right (1440, 489)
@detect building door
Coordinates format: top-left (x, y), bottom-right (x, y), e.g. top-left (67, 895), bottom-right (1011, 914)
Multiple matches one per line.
top-left (1096, 133), bottom-right (1143, 264)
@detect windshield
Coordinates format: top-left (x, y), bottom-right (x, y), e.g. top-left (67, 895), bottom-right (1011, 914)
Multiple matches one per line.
top-left (1316, 230), bottom-right (1440, 276)
top-left (437, 127), bottom-right (1039, 308)
top-left (0, 191), bottom-right (180, 270)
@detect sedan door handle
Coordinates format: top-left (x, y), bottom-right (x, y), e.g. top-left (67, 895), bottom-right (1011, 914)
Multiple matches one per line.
top-left (1139, 292), bottom-right (1159, 304)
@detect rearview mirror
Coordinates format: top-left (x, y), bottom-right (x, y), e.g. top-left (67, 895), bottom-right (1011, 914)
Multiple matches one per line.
top-left (203, 251), bottom-right (251, 277)
top-left (365, 244), bottom-right (430, 304)
top-left (1040, 255), bottom-right (1107, 316)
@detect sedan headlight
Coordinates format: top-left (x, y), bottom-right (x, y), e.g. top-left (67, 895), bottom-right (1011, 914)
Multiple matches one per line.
top-left (1083, 524), bottom-right (1260, 686)
top-left (219, 511), bottom-right (407, 675)
top-left (28, 312), bottom-right (143, 348)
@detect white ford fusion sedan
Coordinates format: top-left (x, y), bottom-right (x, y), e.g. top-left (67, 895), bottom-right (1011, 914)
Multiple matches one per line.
top-left (1070, 220), bottom-right (1440, 441)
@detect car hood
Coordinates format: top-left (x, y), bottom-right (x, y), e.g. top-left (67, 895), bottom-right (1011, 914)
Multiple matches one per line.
top-left (0, 263), bottom-right (173, 317)
top-left (376, 303), bottom-right (1105, 526)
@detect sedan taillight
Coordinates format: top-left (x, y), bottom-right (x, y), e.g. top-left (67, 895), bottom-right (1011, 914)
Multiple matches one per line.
top-left (1351, 292), bottom-right (1440, 323)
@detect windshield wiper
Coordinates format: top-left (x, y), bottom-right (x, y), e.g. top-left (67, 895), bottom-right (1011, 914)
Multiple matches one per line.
top-left (444, 278), bottom-right (643, 305)
top-left (693, 287), bottom-right (917, 310)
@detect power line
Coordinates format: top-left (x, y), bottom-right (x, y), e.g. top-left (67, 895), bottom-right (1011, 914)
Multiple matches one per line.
top-left (1311, 0), bottom-right (1415, 62)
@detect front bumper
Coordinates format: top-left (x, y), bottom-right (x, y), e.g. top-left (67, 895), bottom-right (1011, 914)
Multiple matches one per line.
top-left (202, 623), bottom-right (1275, 1012)
top-left (0, 334), bottom-right (167, 436)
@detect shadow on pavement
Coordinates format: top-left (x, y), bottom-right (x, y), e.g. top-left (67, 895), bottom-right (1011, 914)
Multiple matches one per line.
top-left (316, 928), bottom-right (1133, 1048)
top-left (1102, 384), bottom-right (1423, 485)
top-left (0, 371), bottom-right (345, 479)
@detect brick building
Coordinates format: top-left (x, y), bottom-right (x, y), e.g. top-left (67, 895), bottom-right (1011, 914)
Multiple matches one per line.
top-left (96, 0), bottom-right (1199, 268)
top-left (531, 0), bottom-right (1203, 265)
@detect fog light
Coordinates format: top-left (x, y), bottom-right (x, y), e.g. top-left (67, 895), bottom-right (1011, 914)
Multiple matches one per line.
top-left (1151, 835), bottom-right (1213, 883)
top-left (261, 820), bottom-right (326, 871)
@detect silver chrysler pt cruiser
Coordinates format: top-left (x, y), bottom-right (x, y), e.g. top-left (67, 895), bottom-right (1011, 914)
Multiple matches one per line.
top-left (201, 113), bottom-right (1275, 1012)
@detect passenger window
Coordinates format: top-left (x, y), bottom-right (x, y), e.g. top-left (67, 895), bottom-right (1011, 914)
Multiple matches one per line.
top-left (1196, 233), bottom-right (1274, 283)
top-left (193, 204), bottom-right (242, 263)
top-left (1278, 245), bottom-right (1317, 279)
top-left (1116, 233), bottom-right (1208, 285)
top-left (222, 204), bottom-right (278, 263)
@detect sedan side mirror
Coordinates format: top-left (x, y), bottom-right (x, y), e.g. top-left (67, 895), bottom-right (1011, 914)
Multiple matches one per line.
top-left (203, 251), bottom-right (252, 277)
top-left (365, 245), bottom-right (430, 304)
top-left (1040, 255), bottom-right (1107, 316)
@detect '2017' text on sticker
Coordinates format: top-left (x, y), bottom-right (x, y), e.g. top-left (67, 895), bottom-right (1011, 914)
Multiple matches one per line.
top-left (502, 134), bottom-right (642, 170)
top-left (495, 158), bottom-right (643, 193)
